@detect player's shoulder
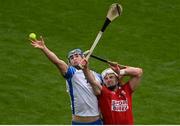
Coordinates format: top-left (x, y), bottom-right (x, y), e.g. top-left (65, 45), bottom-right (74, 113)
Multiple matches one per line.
top-left (64, 66), bottom-right (77, 79)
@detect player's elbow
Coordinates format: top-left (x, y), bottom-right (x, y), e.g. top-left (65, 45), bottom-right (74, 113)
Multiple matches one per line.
top-left (137, 68), bottom-right (143, 77)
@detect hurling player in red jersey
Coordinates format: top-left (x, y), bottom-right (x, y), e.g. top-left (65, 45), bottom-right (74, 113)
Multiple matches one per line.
top-left (80, 59), bottom-right (143, 125)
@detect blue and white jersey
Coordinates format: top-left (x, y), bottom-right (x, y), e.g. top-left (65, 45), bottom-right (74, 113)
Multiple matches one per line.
top-left (64, 66), bottom-right (102, 117)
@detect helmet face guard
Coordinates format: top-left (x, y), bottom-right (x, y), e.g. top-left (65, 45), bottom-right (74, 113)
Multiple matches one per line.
top-left (101, 68), bottom-right (119, 90)
top-left (67, 48), bottom-right (84, 64)
top-left (101, 68), bottom-right (118, 83)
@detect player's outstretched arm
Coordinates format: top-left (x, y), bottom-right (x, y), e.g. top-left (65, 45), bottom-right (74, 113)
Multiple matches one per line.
top-left (80, 58), bottom-right (102, 95)
top-left (30, 36), bottom-right (68, 76)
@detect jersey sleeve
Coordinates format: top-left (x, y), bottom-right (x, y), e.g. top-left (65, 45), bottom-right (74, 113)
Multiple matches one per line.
top-left (63, 66), bottom-right (76, 79)
top-left (123, 82), bottom-right (133, 95)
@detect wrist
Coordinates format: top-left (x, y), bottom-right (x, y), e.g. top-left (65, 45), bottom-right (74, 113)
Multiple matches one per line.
top-left (41, 45), bottom-right (47, 50)
top-left (119, 69), bottom-right (126, 75)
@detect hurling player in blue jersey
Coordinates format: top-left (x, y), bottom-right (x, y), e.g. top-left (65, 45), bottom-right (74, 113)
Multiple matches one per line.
top-left (30, 36), bottom-right (103, 125)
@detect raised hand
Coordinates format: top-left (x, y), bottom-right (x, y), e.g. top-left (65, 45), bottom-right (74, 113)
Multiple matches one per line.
top-left (79, 58), bottom-right (88, 69)
top-left (109, 62), bottom-right (120, 74)
top-left (30, 36), bottom-right (46, 49)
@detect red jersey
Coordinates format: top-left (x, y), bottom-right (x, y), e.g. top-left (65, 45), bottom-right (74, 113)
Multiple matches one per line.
top-left (98, 82), bottom-right (133, 125)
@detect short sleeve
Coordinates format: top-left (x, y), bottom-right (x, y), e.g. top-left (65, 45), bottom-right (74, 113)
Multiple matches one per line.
top-left (63, 66), bottom-right (76, 79)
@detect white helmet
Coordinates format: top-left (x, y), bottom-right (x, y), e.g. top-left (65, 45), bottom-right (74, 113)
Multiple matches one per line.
top-left (101, 68), bottom-right (118, 82)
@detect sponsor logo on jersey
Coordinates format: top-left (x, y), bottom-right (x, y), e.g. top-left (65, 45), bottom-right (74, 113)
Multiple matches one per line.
top-left (111, 99), bottom-right (129, 112)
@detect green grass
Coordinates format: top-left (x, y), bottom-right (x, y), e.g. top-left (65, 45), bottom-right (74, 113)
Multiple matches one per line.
top-left (0, 0), bottom-right (179, 124)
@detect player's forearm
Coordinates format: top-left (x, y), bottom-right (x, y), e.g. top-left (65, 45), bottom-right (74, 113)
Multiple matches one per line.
top-left (122, 67), bottom-right (143, 77)
top-left (83, 68), bottom-right (102, 95)
top-left (41, 46), bottom-right (62, 65)
top-left (41, 46), bottom-right (68, 75)
top-left (83, 68), bottom-right (98, 85)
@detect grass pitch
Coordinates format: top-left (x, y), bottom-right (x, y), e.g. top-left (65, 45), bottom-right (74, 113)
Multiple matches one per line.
top-left (0, 0), bottom-right (179, 124)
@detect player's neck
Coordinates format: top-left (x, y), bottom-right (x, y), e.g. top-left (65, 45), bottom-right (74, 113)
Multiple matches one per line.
top-left (72, 65), bottom-right (81, 70)
top-left (108, 84), bottom-right (118, 91)
top-left (113, 86), bottom-right (118, 92)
